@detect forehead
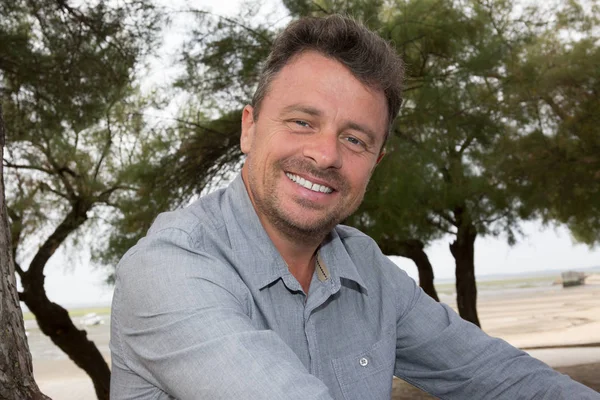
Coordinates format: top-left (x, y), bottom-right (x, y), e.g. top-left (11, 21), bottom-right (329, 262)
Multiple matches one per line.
top-left (261, 51), bottom-right (388, 138)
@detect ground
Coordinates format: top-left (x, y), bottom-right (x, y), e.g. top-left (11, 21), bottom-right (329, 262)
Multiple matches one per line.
top-left (392, 362), bottom-right (600, 398)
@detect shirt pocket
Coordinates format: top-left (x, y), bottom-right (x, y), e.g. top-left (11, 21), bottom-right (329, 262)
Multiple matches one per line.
top-left (331, 331), bottom-right (396, 400)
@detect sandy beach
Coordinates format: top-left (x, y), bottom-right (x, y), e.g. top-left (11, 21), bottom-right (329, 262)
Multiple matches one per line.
top-left (30, 274), bottom-right (600, 399)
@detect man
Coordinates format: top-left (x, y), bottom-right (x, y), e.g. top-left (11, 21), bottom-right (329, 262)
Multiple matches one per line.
top-left (110, 15), bottom-right (599, 399)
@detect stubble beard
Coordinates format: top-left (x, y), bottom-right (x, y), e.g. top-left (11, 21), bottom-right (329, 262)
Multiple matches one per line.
top-left (248, 158), bottom-right (363, 244)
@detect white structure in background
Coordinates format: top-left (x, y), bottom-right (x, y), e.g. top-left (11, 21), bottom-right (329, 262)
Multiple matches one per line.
top-left (79, 313), bottom-right (104, 326)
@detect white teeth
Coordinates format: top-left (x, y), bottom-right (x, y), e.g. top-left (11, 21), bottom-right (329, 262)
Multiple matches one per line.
top-left (285, 173), bottom-right (333, 194)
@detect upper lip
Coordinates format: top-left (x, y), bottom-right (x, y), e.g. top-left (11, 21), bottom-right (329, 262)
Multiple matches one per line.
top-left (286, 171), bottom-right (337, 191)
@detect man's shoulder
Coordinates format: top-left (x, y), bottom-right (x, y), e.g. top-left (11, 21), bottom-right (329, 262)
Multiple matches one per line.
top-left (117, 188), bottom-right (232, 267)
top-left (116, 187), bottom-right (238, 279)
top-left (148, 188), bottom-right (227, 238)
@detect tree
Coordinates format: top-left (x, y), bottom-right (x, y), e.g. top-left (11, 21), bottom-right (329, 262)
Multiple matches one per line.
top-left (361, 0), bottom-right (599, 325)
top-left (499, 1), bottom-right (600, 247)
top-left (0, 104), bottom-right (50, 400)
top-left (1, 1), bottom-right (161, 398)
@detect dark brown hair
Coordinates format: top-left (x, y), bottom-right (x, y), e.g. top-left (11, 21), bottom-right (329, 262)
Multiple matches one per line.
top-left (251, 15), bottom-right (404, 140)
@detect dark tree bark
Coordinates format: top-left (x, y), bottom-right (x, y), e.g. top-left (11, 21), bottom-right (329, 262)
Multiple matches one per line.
top-left (18, 203), bottom-right (111, 400)
top-left (449, 206), bottom-right (481, 327)
top-left (398, 239), bottom-right (440, 302)
top-left (379, 237), bottom-right (440, 301)
top-left (0, 104), bottom-right (50, 399)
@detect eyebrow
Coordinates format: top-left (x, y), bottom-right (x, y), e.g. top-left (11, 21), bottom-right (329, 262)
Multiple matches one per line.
top-left (281, 103), bottom-right (380, 145)
top-left (280, 104), bottom-right (323, 117)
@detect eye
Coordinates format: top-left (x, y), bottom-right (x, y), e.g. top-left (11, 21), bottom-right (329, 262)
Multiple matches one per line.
top-left (344, 135), bottom-right (367, 150)
top-left (294, 120), bottom-right (311, 128)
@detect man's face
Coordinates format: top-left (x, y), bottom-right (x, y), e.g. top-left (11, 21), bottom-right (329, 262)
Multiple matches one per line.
top-left (240, 51), bottom-right (387, 241)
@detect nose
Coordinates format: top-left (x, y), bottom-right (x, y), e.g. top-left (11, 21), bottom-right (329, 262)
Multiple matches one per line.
top-left (303, 130), bottom-right (343, 169)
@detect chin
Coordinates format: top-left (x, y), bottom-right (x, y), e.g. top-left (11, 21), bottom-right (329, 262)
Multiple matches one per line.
top-left (279, 213), bottom-right (340, 239)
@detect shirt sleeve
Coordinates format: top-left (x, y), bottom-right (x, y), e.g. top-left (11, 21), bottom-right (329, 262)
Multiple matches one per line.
top-left (109, 228), bottom-right (333, 400)
top-left (392, 275), bottom-right (600, 399)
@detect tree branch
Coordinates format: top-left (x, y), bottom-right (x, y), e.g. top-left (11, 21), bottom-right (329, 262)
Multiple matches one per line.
top-left (37, 141), bottom-right (77, 199)
top-left (97, 184), bottom-right (135, 203)
top-left (54, 0), bottom-right (132, 58)
top-left (14, 261), bottom-right (24, 277)
top-left (93, 113), bottom-right (114, 182)
top-left (474, 209), bottom-right (512, 226)
top-left (396, 34), bottom-right (427, 49)
top-left (426, 217), bottom-right (456, 235)
top-left (184, 9), bottom-right (272, 46)
top-left (24, 199), bottom-right (91, 284)
top-left (433, 208), bottom-right (458, 227)
top-left (3, 161), bottom-right (54, 175)
top-left (39, 182), bottom-right (70, 200)
top-left (458, 134), bottom-right (476, 155)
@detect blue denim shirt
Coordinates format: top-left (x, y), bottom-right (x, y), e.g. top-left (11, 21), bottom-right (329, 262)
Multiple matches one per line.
top-left (110, 174), bottom-right (599, 399)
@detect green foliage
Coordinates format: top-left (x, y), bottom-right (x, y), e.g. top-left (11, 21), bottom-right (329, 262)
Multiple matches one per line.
top-left (498, 2), bottom-right (600, 245)
top-left (1, 0), bottom-right (163, 269)
top-left (284, 0), bottom-right (384, 26)
top-left (174, 8), bottom-right (276, 111)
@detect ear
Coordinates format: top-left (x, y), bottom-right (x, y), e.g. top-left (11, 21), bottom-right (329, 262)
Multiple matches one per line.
top-left (240, 105), bottom-right (255, 155)
top-left (375, 149), bottom-right (385, 165)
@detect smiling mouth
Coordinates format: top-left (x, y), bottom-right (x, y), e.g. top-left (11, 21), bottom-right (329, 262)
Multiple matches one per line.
top-left (285, 172), bottom-right (333, 194)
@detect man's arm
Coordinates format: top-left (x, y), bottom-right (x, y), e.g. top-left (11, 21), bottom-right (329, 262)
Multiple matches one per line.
top-left (392, 274), bottom-right (599, 399)
top-left (110, 228), bottom-right (333, 400)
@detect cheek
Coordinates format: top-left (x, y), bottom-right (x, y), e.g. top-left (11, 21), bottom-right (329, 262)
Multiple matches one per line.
top-left (347, 158), bottom-right (377, 187)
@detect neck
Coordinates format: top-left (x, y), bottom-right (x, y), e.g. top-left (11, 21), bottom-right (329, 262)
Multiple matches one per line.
top-left (269, 226), bottom-right (321, 264)
top-left (262, 218), bottom-right (322, 294)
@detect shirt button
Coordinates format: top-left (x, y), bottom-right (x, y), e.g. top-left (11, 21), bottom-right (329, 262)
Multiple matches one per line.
top-left (359, 357), bottom-right (368, 367)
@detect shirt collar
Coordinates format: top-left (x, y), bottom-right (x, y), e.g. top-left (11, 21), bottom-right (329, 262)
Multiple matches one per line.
top-left (318, 229), bottom-right (368, 293)
top-left (222, 173), bottom-right (367, 293)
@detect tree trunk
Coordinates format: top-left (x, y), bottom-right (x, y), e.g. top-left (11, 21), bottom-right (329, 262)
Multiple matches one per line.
top-left (18, 200), bottom-right (111, 400)
top-left (397, 239), bottom-right (440, 302)
top-left (20, 289), bottom-right (111, 400)
top-left (0, 104), bottom-right (50, 399)
top-left (379, 238), bottom-right (440, 301)
top-left (449, 217), bottom-right (481, 327)
top-left (9, 166), bottom-right (112, 398)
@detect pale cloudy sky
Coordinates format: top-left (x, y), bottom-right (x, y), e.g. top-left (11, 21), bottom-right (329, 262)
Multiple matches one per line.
top-left (26, 0), bottom-right (600, 308)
